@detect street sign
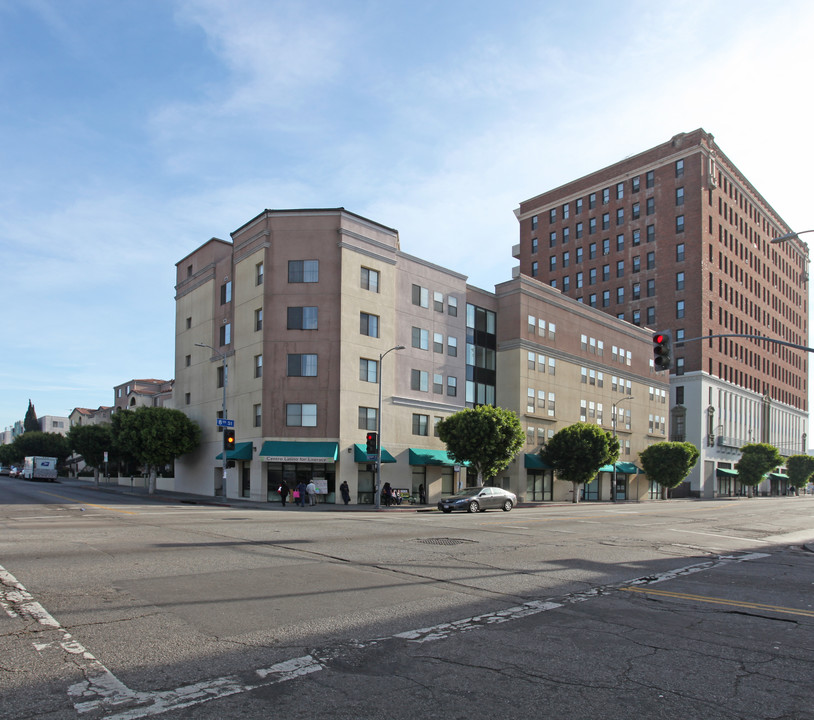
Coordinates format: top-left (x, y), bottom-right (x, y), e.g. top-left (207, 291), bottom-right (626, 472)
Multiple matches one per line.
top-left (216, 418), bottom-right (235, 428)
top-left (367, 453), bottom-right (378, 462)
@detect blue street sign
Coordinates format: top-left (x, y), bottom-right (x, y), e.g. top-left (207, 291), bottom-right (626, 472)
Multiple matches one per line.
top-left (216, 418), bottom-right (235, 428)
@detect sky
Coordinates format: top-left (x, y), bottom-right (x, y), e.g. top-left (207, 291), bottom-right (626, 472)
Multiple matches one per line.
top-left (1, 0), bottom-right (814, 430)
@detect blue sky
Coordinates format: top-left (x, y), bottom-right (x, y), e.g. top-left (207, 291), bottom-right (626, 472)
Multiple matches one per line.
top-left (2, 0), bottom-right (813, 429)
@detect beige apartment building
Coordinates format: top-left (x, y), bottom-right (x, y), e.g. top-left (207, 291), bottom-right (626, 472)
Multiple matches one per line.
top-left (173, 207), bottom-right (668, 505)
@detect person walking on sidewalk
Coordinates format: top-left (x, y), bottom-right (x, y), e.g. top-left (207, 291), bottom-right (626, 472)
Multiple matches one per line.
top-left (296, 481), bottom-right (307, 507)
top-left (306, 480), bottom-right (317, 506)
top-left (340, 480), bottom-right (350, 505)
top-left (278, 482), bottom-right (289, 507)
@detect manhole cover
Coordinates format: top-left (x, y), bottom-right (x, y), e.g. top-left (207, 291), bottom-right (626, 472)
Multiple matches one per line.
top-left (417, 537), bottom-right (476, 546)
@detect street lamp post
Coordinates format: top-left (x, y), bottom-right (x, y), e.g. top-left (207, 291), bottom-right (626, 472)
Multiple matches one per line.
top-left (611, 396), bottom-right (634, 502)
top-left (771, 229), bottom-right (814, 244)
top-left (375, 345), bottom-right (405, 509)
top-left (195, 343), bottom-right (228, 501)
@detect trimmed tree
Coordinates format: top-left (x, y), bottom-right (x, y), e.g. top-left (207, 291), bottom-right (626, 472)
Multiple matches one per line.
top-left (735, 443), bottom-right (782, 498)
top-left (639, 441), bottom-right (700, 500)
top-left (112, 407), bottom-right (201, 494)
top-left (541, 422), bottom-right (619, 503)
top-left (23, 400), bottom-right (39, 433)
top-left (12, 431), bottom-right (71, 469)
top-left (436, 406), bottom-right (524, 486)
top-left (67, 424), bottom-right (113, 485)
top-left (785, 454), bottom-right (814, 494)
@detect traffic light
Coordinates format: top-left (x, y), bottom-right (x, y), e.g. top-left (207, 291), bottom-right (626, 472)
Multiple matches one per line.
top-left (224, 428), bottom-right (236, 452)
top-left (366, 431), bottom-right (378, 454)
top-left (652, 331), bottom-right (672, 371)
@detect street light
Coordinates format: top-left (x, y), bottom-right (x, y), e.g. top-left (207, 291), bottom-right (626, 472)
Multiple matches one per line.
top-left (375, 345), bottom-right (405, 509)
top-left (611, 396), bottom-right (634, 502)
top-left (771, 229), bottom-right (814, 244)
top-left (195, 342), bottom-right (228, 501)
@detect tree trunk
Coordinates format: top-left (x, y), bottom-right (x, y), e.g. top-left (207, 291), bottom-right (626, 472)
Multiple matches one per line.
top-left (93, 467), bottom-right (100, 486)
top-left (572, 481), bottom-right (580, 503)
top-left (661, 485), bottom-right (668, 500)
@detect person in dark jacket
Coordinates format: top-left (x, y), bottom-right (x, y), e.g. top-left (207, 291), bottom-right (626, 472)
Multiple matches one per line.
top-left (278, 483), bottom-right (289, 507)
top-left (340, 480), bottom-right (351, 505)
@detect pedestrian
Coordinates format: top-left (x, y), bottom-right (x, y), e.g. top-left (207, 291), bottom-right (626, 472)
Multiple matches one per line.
top-left (278, 482), bottom-right (289, 507)
top-left (382, 481), bottom-right (392, 507)
top-left (306, 480), bottom-right (317, 506)
top-left (297, 481), bottom-right (307, 507)
top-left (340, 480), bottom-right (350, 505)
top-left (419, 483), bottom-right (426, 505)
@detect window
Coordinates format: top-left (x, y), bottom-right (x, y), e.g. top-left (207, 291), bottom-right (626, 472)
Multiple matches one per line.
top-left (632, 309), bottom-right (641, 326)
top-left (411, 284), bottom-right (429, 308)
top-left (447, 376), bottom-right (457, 397)
top-left (562, 203), bottom-right (570, 219)
top-left (589, 218), bottom-right (597, 234)
top-left (531, 215), bottom-right (538, 230)
top-left (360, 312), bottom-right (379, 337)
top-left (646, 170), bottom-right (654, 188)
top-left (676, 215), bottom-right (685, 233)
top-left (632, 283), bottom-right (641, 300)
top-left (549, 255), bottom-right (557, 272)
top-left (549, 231), bottom-right (557, 247)
top-left (589, 242), bottom-right (597, 259)
top-left (288, 307), bottom-right (318, 330)
top-left (562, 227), bottom-right (570, 243)
top-left (676, 159), bottom-right (684, 178)
top-left (562, 275), bottom-right (570, 291)
top-left (185, 316), bottom-right (191, 329)
top-left (576, 222), bottom-right (583, 239)
top-left (217, 365), bottom-right (225, 388)
top-left (288, 260), bottom-right (319, 283)
top-left (412, 414), bottom-right (429, 436)
top-left (412, 326), bottom-right (429, 350)
top-left (602, 188), bottom-right (610, 204)
top-left (616, 234), bottom-right (624, 252)
top-left (358, 407), bottom-right (377, 431)
top-left (602, 238), bottom-right (610, 256)
top-left (676, 243), bottom-right (685, 262)
top-left (602, 213), bottom-right (610, 230)
top-left (589, 293), bottom-right (597, 307)
top-left (287, 353), bottom-right (317, 377)
top-left (646, 197), bottom-right (655, 215)
top-left (576, 198), bottom-right (583, 214)
top-left (256, 262), bottom-right (264, 286)
top-left (616, 182), bottom-right (624, 200)
top-left (254, 354), bottom-right (263, 378)
top-left (632, 256), bottom-right (641, 273)
top-left (616, 208), bottom-right (624, 225)
top-left (589, 268), bottom-right (597, 285)
top-left (676, 300), bottom-right (685, 319)
top-left (646, 306), bottom-right (655, 325)
top-left (255, 308), bottom-right (263, 332)
top-left (219, 322), bottom-right (231, 346)
top-left (185, 354), bottom-right (191, 367)
top-left (617, 287), bottom-right (625, 304)
top-left (647, 251), bottom-right (655, 270)
top-left (676, 187), bottom-right (684, 206)
top-left (433, 373), bottom-right (443, 394)
top-left (646, 225), bottom-right (655, 243)
top-left (434, 332), bottom-right (444, 353)
top-left (632, 202), bottom-right (640, 220)
top-left (616, 260), bottom-right (624, 278)
top-left (576, 271), bottom-right (583, 288)
top-left (647, 278), bottom-right (655, 297)
top-left (676, 271), bottom-right (685, 291)
top-left (411, 369), bottom-right (429, 392)
top-left (602, 264), bottom-right (610, 281)
top-left (632, 229), bottom-right (641, 246)
top-left (254, 403), bottom-right (262, 428)
top-left (287, 403), bottom-right (317, 427)
top-left (576, 246), bottom-right (583, 263)
top-left (632, 176), bottom-right (640, 193)
top-left (589, 193), bottom-right (597, 210)
top-left (531, 261), bottom-right (538, 277)
top-left (361, 267), bottom-right (379, 292)
top-left (220, 281), bottom-right (232, 305)
top-left (562, 251), bottom-right (570, 268)
top-left (434, 291), bottom-right (444, 312)
top-left (448, 296), bottom-right (458, 316)
top-left (531, 237), bottom-right (538, 254)
top-left (549, 208), bottom-right (557, 223)
top-left (360, 358), bottom-right (378, 383)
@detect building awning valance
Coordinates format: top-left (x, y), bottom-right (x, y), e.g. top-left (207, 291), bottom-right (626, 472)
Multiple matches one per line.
top-left (598, 462), bottom-right (644, 474)
top-left (215, 441), bottom-right (253, 461)
top-left (769, 472), bottom-right (789, 480)
top-left (353, 443), bottom-right (397, 463)
top-left (408, 449), bottom-right (468, 467)
top-left (525, 453), bottom-right (552, 470)
top-left (259, 441), bottom-right (339, 463)
top-left (716, 467), bottom-right (738, 477)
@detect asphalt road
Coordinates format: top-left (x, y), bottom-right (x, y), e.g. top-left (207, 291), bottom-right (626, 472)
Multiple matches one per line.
top-left (2, 477), bottom-right (814, 719)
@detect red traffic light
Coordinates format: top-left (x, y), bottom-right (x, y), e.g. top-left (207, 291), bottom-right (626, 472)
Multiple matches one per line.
top-left (365, 432), bottom-right (378, 454)
top-left (653, 333), bottom-right (665, 344)
top-left (652, 331), bottom-right (672, 371)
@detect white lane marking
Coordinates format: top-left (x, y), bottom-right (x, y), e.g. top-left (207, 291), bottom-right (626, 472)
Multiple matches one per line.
top-left (1, 551), bottom-right (772, 719)
top-left (670, 528), bottom-right (772, 544)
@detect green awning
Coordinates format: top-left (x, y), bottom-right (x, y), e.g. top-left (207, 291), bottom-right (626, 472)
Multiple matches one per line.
top-left (353, 444), bottom-right (397, 463)
top-left (525, 453), bottom-right (551, 470)
top-left (716, 467), bottom-right (738, 477)
top-left (408, 448), bottom-right (468, 467)
top-left (598, 462), bottom-right (643, 474)
top-left (215, 441), bottom-right (253, 461)
top-left (769, 472), bottom-right (789, 480)
top-left (259, 441), bottom-right (339, 463)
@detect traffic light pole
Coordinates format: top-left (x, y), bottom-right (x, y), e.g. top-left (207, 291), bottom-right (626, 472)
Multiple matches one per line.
top-left (375, 345), bottom-right (405, 510)
top-left (676, 333), bottom-right (814, 353)
top-left (196, 342), bottom-right (228, 501)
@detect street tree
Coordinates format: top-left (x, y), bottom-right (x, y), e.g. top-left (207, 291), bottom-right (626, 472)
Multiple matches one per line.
top-left (785, 454), bottom-right (814, 494)
top-left (436, 405), bottom-right (524, 485)
top-left (735, 443), bottom-right (782, 498)
top-left (639, 441), bottom-right (700, 500)
top-left (112, 407), bottom-right (201, 494)
top-left (23, 400), bottom-right (39, 433)
top-left (67, 424), bottom-right (112, 484)
top-left (11, 431), bottom-right (71, 468)
top-left (541, 422), bottom-right (619, 503)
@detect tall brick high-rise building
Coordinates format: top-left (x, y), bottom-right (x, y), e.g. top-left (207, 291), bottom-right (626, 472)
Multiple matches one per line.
top-left (514, 129), bottom-right (809, 497)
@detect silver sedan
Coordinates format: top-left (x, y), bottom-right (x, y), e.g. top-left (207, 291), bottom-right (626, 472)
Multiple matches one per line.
top-left (437, 486), bottom-right (517, 513)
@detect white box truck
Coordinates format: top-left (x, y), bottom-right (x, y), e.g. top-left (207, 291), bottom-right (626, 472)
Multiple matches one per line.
top-left (23, 456), bottom-right (58, 481)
